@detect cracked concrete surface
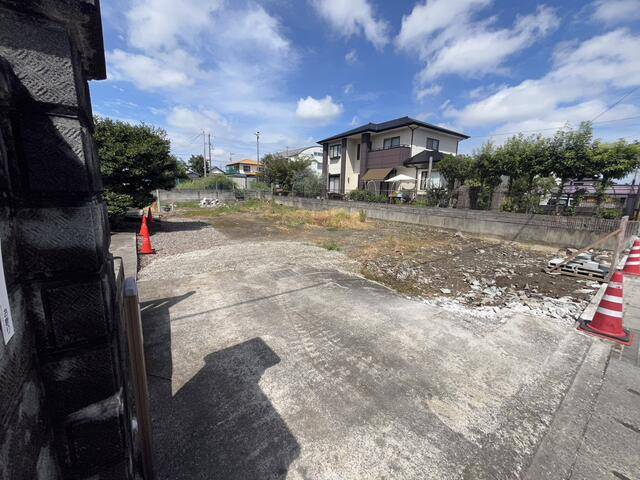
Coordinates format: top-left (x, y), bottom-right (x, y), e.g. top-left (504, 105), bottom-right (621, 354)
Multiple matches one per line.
top-left (136, 224), bottom-right (625, 479)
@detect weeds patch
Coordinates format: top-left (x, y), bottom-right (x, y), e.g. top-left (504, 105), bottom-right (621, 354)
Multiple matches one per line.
top-left (319, 240), bottom-right (341, 251)
top-left (176, 200), bottom-right (370, 230)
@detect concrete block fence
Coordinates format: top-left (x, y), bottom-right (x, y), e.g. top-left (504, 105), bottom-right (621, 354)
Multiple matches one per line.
top-left (273, 196), bottom-right (634, 249)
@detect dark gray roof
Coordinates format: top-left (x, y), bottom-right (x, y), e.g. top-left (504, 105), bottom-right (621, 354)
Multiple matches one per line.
top-left (272, 146), bottom-right (320, 158)
top-left (317, 116), bottom-right (469, 144)
top-left (404, 149), bottom-right (445, 166)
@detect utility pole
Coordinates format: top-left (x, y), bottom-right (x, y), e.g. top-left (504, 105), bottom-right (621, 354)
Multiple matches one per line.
top-left (207, 133), bottom-right (212, 176)
top-left (255, 131), bottom-right (261, 164)
top-left (202, 129), bottom-right (207, 177)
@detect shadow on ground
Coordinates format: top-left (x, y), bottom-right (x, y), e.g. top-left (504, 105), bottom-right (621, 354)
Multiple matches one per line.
top-left (141, 293), bottom-right (300, 480)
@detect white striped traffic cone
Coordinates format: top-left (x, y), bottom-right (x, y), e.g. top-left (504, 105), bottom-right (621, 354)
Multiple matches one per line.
top-left (623, 238), bottom-right (640, 276)
top-left (578, 270), bottom-right (632, 345)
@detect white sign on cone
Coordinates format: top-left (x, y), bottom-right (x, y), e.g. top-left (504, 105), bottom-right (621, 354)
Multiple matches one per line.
top-left (0, 242), bottom-right (14, 345)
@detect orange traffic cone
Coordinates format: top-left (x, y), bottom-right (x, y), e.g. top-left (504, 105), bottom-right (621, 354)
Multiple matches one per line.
top-left (138, 214), bottom-right (149, 237)
top-left (623, 238), bottom-right (640, 276)
top-left (578, 271), bottom-right (632, 345)
top-left (138, 230), bottom-right (155, 255)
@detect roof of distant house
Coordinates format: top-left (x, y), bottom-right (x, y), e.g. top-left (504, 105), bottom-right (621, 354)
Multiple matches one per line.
top-left (227, 159), bottom-right (262, 166)
top-left (272, 146), bottom-right (320, 158)
top-left (317, 116), bottom-right (469, 144)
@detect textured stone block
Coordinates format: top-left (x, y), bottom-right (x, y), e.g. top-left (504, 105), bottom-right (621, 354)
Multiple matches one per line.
top-left (59, 393), bottom-right (127, 476)
top-left (0, 207), bottom-right (17, 284)
top-left (0, 374), bottom-right (59, 480)
top-left (0, 118), bottom-right (11, 203)
top-left (0, 9), bottom-right (78, 107)
top-left (33, 277), bottom-right (112, 352)
top-left (0, 286), bottom-right (31, 423)
top-left (40, 345), bottom-right (119, 419)
top-left (16, 203), bottom-right (107, 276)
top-left (19, 114), bottom-right (92, 193)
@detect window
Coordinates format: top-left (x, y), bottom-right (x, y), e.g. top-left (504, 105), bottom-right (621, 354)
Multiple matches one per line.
top-left (314, 151), bottom-right (322, 157)
top-left (242, 165), bottom-right (251, 172)
top-left (356, 143), bottom-right (361, 160)
top-left (383, 136), bottom-right (400, 149)
top-left (329, 144), bottom-right (341, 158)
top-left (420, 171), bottom-right (429, 191)
top-left (427, 137), bottom-right (440, 151)
top-left (329, 175), bottom-right (340, 192)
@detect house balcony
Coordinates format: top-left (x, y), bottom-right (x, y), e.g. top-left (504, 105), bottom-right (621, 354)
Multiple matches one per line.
top-left (367, 145), bottom-right (411, 169)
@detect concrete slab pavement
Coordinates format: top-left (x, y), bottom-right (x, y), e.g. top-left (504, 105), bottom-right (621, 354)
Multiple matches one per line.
top-left (138, 240), bottom-right (598, 480)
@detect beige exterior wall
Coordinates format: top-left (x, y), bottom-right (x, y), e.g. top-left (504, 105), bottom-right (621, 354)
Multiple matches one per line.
top-left (327, 141), bottom-right (342, 176)
top-left (345, 139), bottom-right (360, 192)
top-left (323, 124), bottom-right (463, 194)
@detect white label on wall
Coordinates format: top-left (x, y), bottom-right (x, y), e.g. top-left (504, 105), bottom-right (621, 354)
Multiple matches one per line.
top-left (0, 243), bottom-right (14, 345)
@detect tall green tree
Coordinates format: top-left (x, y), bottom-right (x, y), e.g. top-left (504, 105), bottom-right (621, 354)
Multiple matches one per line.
top-left (546, 122), bottom-right (598, 210)
top-left (592, 139), bottom-right (640, 209)
top-left (437, 154), bottom-right (475, 206)
top-left (260, 154), bottom-right (311, 191)
top-left (187, 154), bottom-right (205, 177)
top-left (94, 117), bottom-right (183, 220)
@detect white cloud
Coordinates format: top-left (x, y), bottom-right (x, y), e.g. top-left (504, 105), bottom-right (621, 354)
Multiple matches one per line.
top-left (445, 29), bottom-right (640, 132)
top-left (345, 49), bottom-right (358, 64)
top-left (396, 0), bottom-right (490, 49)
top-left (126, 0), bottom-right (223, 52)
top-left (312, 0), bottom-right (389, 49)
top-left (296, 95), bottom-right (343, 123)
top-left (106, 2), bottom-right (310, 159)
top-left (592, 0), bottom-right (640, 24)
top-left (350, 115), bottom-right (360, 126)
top-left (343, 83), bottom-right (354, 95)
top-left (107, 49), bottom-right (195, 89)
top-left (416, 84), bottom-right (442, 101)
top-left (397, 1), bottom-right (559, 83)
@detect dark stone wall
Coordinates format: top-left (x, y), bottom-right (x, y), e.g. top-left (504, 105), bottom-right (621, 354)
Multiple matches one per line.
top-left (0, 2), bottom-right (136, 478)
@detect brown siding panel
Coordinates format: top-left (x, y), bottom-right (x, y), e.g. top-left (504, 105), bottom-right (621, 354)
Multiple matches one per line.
top-left (367, 147), bottom-right (411, 169)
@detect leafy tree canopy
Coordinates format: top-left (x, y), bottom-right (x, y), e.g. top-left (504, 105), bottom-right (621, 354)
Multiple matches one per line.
top-left (94, 117), bottom-right (184, 209)
top-left (260, 154), bottom-right (311, 191)
top-left (188, 154), bottom-right (205, 177)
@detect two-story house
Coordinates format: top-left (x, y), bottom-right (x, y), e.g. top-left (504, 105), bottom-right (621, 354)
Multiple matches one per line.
top-left (225, 159), bottom-right (264, 189)
top-left (317, 116), bottom-right (469, 196)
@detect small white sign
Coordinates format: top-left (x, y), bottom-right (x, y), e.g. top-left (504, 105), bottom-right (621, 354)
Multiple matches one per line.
top-left (0, 242), bottom-right (14, 345)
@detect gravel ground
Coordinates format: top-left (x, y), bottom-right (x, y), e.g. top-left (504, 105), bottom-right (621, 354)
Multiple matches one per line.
top-left (140, 214), bottom-right (599, 323)
top-left (139, 217), bottom-right (228, 271)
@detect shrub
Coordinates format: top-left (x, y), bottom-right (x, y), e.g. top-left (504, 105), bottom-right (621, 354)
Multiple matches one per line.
top-left (250, 181), bottom-right (271, 191)
top-left (358, 210), bottom-right (367, 222)
top-left (596, 209), bottom-right (623, 219)
top-left (292, 169), bottom-right (323, 197)
top-left (176, 174), bottom-right (235, 191)
top-left (348, 189), bottom-right (388, 203)
top-left (424, 186), bottom-right (448, 207)
top-left (104, 191), bottom-right (134, 226)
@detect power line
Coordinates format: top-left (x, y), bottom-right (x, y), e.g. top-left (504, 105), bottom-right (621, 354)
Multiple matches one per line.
top-left (590, 86), bottom-right (640, 122)
top-left (466, 114), bottom-right (640, 139)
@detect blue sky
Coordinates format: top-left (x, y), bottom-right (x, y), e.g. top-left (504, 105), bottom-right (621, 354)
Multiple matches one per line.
top-left (92, 0), bottom-right (640, 168)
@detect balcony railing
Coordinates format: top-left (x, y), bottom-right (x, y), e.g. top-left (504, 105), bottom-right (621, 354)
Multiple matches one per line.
top-left (369, 144), bottom-right (411, 152)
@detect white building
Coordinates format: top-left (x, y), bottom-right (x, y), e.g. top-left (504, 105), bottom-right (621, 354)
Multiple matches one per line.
top-left (273, 146), bottom-right (324, 175)
top-left (317, 116), bottom-right (468, 195)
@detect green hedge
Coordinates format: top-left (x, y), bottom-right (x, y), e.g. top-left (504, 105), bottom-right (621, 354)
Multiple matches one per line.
top-left (348, 189), bottom-right (388, 203)
top-left (176, 174), bottom-right (235, 190)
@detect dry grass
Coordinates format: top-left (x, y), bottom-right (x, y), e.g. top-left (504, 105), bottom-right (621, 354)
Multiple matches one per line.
top-left (176, 200), bottom-right (371, 231)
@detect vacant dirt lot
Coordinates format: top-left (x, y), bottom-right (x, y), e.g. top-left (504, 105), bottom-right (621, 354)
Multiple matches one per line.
top-left (143, 200), bottom-right (602, 323)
